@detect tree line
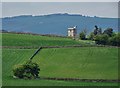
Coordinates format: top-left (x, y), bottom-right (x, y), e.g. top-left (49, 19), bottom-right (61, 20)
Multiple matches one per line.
top-left (79, 25), bottom-right (120, 46)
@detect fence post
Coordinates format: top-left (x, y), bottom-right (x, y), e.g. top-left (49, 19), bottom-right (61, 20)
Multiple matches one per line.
top-left (29, 47), bottom-right (42, 60)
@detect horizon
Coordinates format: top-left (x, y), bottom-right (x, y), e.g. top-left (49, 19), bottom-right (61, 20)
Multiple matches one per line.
top-left (2, 2), bottom-right (118, 18)
top-left (1, 13), bottom-right (118, 19)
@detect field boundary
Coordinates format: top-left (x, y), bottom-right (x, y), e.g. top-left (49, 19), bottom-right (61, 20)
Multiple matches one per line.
top-left (1, 45), bottom-right (119, 49)
top-left (40, 77), bottom-right (120, 83)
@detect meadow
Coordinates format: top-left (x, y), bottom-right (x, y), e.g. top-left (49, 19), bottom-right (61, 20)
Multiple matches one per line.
top-left (2, 33), bottom-right (119, 86)
top-left (2, 33), bottom-right (95, 47)
top-left (2, 47), bottom-right (118, 86)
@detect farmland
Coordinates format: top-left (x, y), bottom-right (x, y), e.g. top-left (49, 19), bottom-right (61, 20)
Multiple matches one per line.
top-left (2, 33), bottom-right (119, 86)
top-left (2, 47), bottom-right (118, 86)
top-left (2, 33), bottom-right (95, 47)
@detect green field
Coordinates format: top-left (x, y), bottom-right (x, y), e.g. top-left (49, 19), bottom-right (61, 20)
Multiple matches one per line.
top-left (2, 33), bottom-right (119, 86)
top-left (2, 33), bottom-right (95, 46)
top-left (2, 47), bottom-right (118, 86)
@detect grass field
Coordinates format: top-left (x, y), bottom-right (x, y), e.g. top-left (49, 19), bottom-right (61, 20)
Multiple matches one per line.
top-left (2, 47), bottom-right (118, 86)
top-left (2, 33), bottom-right (119, 86)
top-left (2, 33), bottom-right (95, 46)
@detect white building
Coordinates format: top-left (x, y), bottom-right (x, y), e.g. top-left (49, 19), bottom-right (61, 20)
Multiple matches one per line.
top-left (68, 26), bottom-right (77, 38)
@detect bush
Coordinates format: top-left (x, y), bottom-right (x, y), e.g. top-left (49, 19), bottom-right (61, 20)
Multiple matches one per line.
top-left (103, 28), bottom-right (113, 37)
top-left (88, 32), bottom-right (95, 40)
top-left (108, 33), bottom-right (120, 46)
top-left (13, 60), bottom-right (40, 79)
top-left (95, 34), bottom-right (109, 45)
top-left (79, 32), bottom-right (86, 40)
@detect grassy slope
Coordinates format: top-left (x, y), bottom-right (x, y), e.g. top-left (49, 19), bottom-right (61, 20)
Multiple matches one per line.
top-left (2, 33), bottom-right (95, 46)
top-left (2, 47), bottom-right (118, 86)
top-left (2, 33), bottom-right (118, 86)
top-left (34, 47), bottom-right (118, 79)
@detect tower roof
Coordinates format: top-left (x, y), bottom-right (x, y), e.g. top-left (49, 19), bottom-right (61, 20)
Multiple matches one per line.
top-left (68, 26), bottom-right (77, 30)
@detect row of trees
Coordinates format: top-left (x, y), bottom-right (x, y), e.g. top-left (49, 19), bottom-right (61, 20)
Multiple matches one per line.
top-left (79, 25), bottom-right (120, 46)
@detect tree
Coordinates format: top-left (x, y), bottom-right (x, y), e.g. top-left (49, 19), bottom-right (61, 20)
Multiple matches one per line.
top-left (88, 32), bottom-right (95, 40)
top-left (108, 33), bottom-right (120, 46)
top-left (93, 25), bottom-right (99, 35)
top-left (103, 28), bottom-right (113, 37)
top-left (95, 34), bottom-right (109, 45)
top-left (93, 25), bottom-right (102, 35)
top-left (79, 31), bottom-right (86, 40)
top-left (13, 60), bottom-right (40, 79)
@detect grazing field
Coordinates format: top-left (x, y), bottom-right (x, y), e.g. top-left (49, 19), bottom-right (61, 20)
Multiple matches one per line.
top-left (33, 47), bottom-right (118, 79)
top-left (2, 47), bottom-right (118, 86)
top-left (2, 33), bottom-right (95, 46)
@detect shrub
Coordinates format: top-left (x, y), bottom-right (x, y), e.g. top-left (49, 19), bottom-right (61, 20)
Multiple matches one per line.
top-left (88, 32), bottom-right (95, 40)
top-left (103, 28), bottom-right (113, 37)
top-left (108, 33), bottom-right (120, 46)
top-left (13, 60), bottom-right (40, 79)
top-left (94, 34), bottom-right (109, 45)
top-left (79, 32), bottom-right (86, 40)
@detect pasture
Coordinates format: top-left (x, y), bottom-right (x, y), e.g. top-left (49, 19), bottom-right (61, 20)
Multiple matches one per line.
top-left (2, 33), bottom-right (119, 86)
top-left (2, 33), bottom-right (95, 47)
top-left (2, 47), bottom-right (118, 86)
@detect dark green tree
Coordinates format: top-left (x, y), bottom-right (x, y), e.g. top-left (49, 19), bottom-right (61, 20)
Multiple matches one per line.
top-left (95, 34), bottom-right (109, 45)
top-left (88, 32), bottom-right (95, 40)
top-left (108, 33), bottom-right (120, 46)
top-left (103, 28), bottom-right (113, 37)
top-left (79, 31), bottom-right (86, 40)
top-left (13, 60), bottom-right (40, 79)
top-left (93, 25), bottom-right (99, 35)
top-left (93, 25), bottom-right (102, 35)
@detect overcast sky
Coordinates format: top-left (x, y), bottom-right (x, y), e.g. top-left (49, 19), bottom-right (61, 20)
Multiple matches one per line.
top-left (2, 2), bottom-right (119, 18)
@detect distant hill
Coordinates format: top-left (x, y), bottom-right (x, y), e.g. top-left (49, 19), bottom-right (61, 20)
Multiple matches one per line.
top-left (1, 13), bottom-right (118, 36)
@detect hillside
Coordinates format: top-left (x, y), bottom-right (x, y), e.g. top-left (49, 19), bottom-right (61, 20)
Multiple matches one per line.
top-left (2, 33), bottom-right (95, 47)
top-left (3, 47), bottom-right (118, 86)
top-left (33, 47), bottom-right (118, 79)
top-left (2, 33), bottom-right (119, 86)
top-left (1, 13), bottom-right (118, 35)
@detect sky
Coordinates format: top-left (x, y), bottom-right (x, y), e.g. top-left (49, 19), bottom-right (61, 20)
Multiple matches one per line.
top-left (1, 2), bottom-right (119, 18)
